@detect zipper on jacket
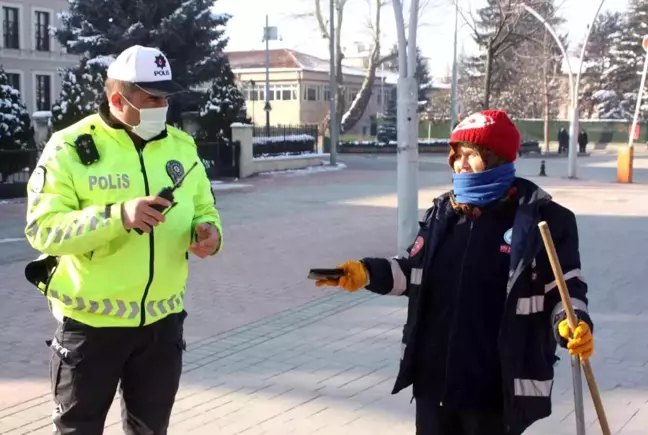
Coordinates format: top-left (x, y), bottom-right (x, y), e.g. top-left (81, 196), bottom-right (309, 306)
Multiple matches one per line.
top-left (441, 219), bottom-right (474, 404)
top-left (136, 146), bottom-right (155, 327)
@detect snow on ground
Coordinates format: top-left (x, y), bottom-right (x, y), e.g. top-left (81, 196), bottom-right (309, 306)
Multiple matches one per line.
top-left (210, 180), bottom-right (252, 191)
top-left (258, 162), bottom-right (347, 177)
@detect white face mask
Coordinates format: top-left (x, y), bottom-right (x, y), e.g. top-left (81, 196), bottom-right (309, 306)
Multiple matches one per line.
top-left (111, 93), bottom-right (168, 141)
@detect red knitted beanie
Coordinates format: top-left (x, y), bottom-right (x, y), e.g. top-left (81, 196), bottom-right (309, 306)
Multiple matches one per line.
top-left (449, 110), bottom-right (520, 162)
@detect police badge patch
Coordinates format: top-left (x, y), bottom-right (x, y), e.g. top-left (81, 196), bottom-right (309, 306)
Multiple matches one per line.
top-left (30, 166), bottom-right (46, 193)
top-left (166, 160), bottom-right (184, 184)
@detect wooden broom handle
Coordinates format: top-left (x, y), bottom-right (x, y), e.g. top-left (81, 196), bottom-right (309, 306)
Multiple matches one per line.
top-left (538, 221), bottom-right (611, 435)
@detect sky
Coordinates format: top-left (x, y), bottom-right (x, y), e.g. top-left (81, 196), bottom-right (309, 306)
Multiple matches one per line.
top-left (212, 0), bottom-right (630, 79)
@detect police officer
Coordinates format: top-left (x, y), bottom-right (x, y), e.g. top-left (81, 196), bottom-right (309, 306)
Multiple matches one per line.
top-left (316, 110), bottom-right (595, 435)
top-left (24, 45), bottom-right (223, 434)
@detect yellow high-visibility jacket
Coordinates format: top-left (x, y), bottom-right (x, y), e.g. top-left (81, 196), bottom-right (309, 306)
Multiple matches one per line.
top-left (24, 111), bottom-right (222, 327)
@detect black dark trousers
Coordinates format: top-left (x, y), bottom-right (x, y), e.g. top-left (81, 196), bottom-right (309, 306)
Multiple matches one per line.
top-left (48, 311), bottom-right (187, 435)
top-left (415, 396), bottom-right (511, 435)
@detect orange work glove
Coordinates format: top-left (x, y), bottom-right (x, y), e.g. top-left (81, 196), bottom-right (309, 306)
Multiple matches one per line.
top-left (559, 319), bottom-right (594, 361)
top-left (315, 260), bottom-right (368, 292)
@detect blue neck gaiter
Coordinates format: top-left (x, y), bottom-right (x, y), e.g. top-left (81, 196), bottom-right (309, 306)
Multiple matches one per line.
top-left (452, 162), bottom-right (516, 206)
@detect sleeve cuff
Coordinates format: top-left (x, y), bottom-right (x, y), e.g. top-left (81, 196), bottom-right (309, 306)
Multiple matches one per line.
top-left (552, 309), bottom-right (593, 348)
top-left (192, 221), bottom-right (223, 255)
top-left (108, 203), bottom-right (128, 236)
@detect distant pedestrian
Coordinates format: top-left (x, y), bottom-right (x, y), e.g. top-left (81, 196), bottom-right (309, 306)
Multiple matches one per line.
top-left (578, 130), bottom-right (589, 154)
top-left (557, 127), bottom-right (569, 154)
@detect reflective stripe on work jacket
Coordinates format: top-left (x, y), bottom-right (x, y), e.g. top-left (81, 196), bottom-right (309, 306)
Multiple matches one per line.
top-left (24, 112), bottom-right (222, 327)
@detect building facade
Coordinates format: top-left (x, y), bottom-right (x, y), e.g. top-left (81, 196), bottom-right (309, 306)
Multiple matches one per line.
top-left (227, 49), bottom-right (396, 137)
top-left (0, 0), bottom-right (78, 114)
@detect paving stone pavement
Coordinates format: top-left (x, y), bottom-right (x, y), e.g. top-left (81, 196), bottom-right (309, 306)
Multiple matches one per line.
top-left (0, 154), bottom-right (647, 434)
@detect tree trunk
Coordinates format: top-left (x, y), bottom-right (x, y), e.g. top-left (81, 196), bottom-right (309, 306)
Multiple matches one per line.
top-left (315, 0), bottom-right (345, 137)
top-left (483, 39), bottom-right (494, 109)
top-left (339, 0), bottom-right (382, 134)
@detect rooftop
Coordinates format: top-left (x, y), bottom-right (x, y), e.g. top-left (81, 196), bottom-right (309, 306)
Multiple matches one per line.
top-left (226, 48), bottom-right (398, 84)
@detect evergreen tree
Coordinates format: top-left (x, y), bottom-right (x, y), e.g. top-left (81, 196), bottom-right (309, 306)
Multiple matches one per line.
top-left (376, 86), bottom-right (397, 143)
top-left (579, 11), bottom-right (624, 118)
top-left (0, 65), bottom-right (34, 181)
top-left (385, 45), bottom-right (433, 113)
top-left (415, 47), bottom-right (432, 113)
top-left (197, 66), bottom-right (249, 142)
top-left (55, 0), bottom-right (237, 124)
top-left (51, 57), bottom-right (108, 131)
top-left (0, 66), bottom-right (32, 151)
top-left (602, 0), bottom-right (648, 120)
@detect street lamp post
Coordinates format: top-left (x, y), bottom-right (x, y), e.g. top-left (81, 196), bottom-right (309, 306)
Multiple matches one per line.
top-left (248, 80), bottom-right (256, 125)
top-left (628, 36), bottom-right (648, 150)
top-left (449, 1), bottom-right (459, 134)
top-left (263, 15), bottom-right (278, 137)
top-left (618, 35), bottom-right (648, 183)
top-left (519, 0), bottom-right (605, 179)
top-left (328, 0), bottom-right (338, 166)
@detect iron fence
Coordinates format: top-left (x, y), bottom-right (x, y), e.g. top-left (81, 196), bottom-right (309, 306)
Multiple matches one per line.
top-left (0, 148), bottom-right (39, 199)
top-left (196, 139), bottom-right (240, 180)
top-left (252, 124), bottom-right (319, 157)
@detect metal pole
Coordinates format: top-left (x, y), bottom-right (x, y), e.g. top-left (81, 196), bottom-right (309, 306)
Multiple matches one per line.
top-left (520, 4), bottom-right (577, 177)
top-left (628, 51), bottom-right (648, 149)
top-left (449, 1), bottom-right (459, 134)
top-left (265, 14), bottom-right (271, 136)
top-left (381, 63), bottom-right (385, 114)
top-left (572, 355), bottom-right (586, 435)
top-left (574, 0), bottom-right (606, 109)
top-left (568, 0), bottom-right (606, 178)
top-left (329, 0), bottom-right (337, 165)
top-left (392, 0), bottom-right (419, 256)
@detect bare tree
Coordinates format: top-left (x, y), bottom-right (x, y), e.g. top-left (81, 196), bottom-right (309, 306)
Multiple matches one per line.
top-left (458, 0), bottom-right (548, 109)
top-left (312, 0), bottom-right (396, 135)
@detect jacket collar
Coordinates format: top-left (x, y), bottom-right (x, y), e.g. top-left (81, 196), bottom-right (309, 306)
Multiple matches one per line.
top-left (511, 177), bottom-right (552, 208)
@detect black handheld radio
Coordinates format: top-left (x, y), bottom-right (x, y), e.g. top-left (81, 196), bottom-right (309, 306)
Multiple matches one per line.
top-left (134, 161), bottom-right (200, 235)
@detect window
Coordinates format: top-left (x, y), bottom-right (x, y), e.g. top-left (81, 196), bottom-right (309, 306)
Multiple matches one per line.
top-left (35, 74), bottom-right (51, 111)
top-left (304, 85), bottom-right (317, 101)
top-left (35, 11), bottom-right (50, 52)
top-left (271, 84), bottom-right (297, 101)
top-left (323, 85), bottom-right (330, 101)
top-left (6, 73), bottom-right (19, 91)
top-left (280, 87), bottom-right (296, 100)
top-left (3, 6), bottom-right (19, 49)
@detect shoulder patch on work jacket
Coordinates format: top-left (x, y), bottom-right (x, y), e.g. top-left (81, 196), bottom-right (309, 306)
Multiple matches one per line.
top-left (410, 236), bottom-right (424, 257)
top-left (166, 160), bottom-right (184, 184)
top-left (503, 228), bottom-right (513, 245)
top-left (30, 166), bottom-right (46, 193)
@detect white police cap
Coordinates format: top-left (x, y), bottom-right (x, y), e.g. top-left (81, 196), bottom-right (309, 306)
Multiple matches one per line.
top-left (106, 45), bottom-right (184, 96)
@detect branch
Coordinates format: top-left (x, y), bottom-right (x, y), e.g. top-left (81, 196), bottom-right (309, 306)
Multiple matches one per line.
top-left (314, 0), bottom-right (329, 39)
top-left (453, 0), bottom-right (480, 41)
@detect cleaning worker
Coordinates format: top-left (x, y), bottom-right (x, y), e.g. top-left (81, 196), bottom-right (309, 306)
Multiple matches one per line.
top-left (316, 110), bottom-right (595, 435)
